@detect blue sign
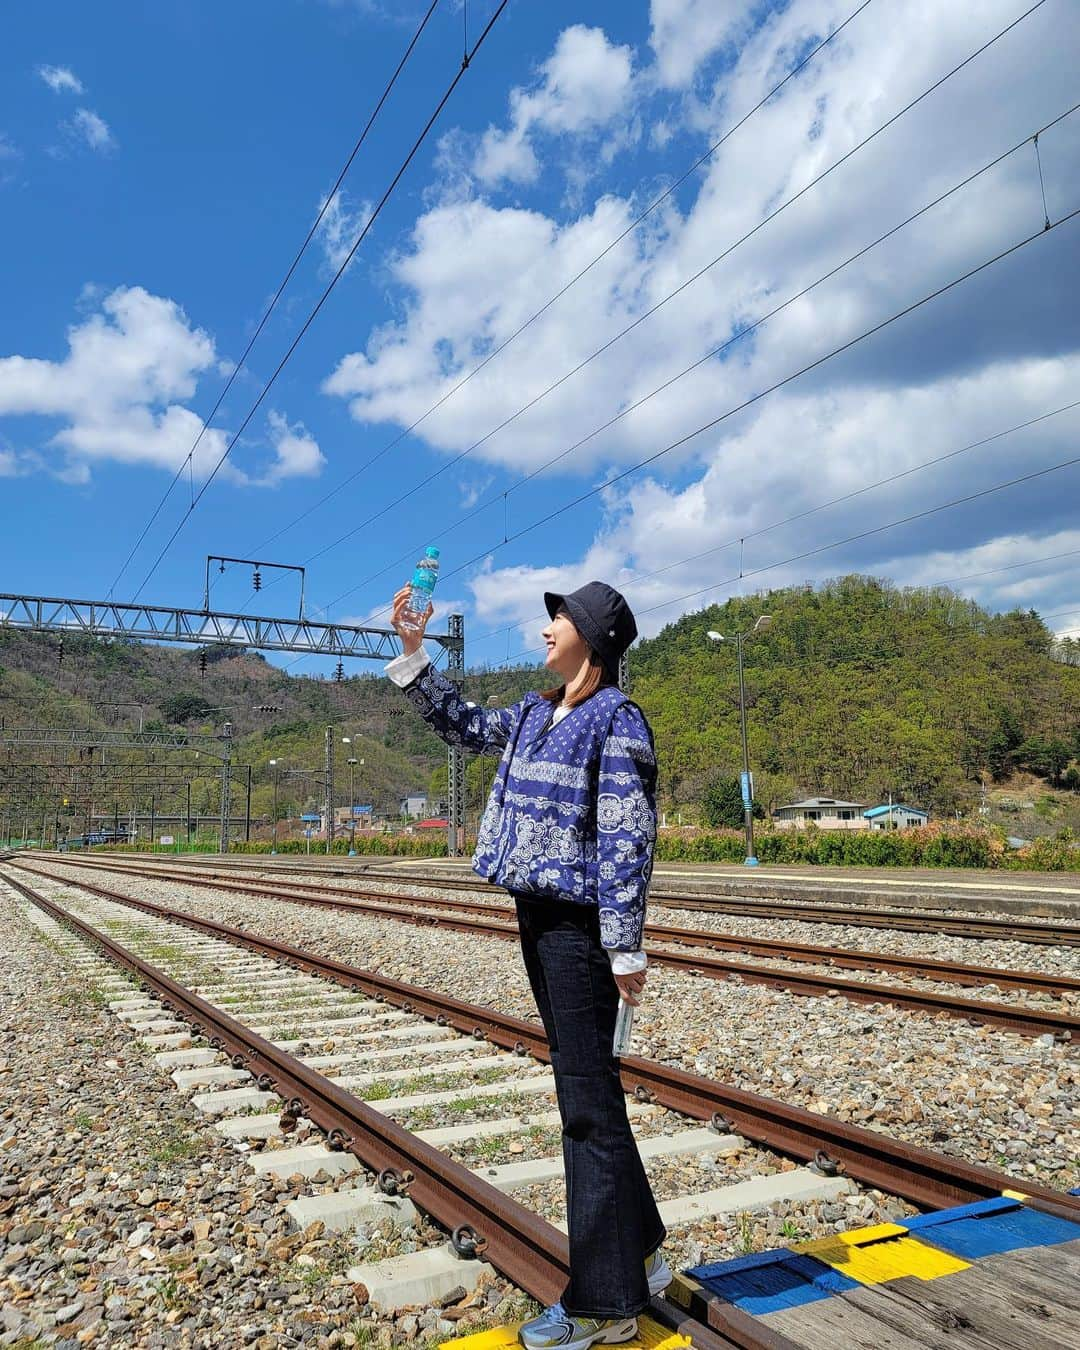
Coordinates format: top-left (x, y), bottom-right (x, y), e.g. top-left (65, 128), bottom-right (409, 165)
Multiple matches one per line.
top-left (740, 771), bottom-right (753, 808)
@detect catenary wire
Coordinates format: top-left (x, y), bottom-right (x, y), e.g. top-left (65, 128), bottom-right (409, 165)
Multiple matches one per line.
top-left (502, 447), bottom-right (1080, 663)
top-left (343, 198), bottom-right (1080, 645)
top-left (128, 0), bottom-right (510, 603)
top-left (246, 0), bottom-right (879, 558)
top-left (332, 102), bottom-right (1080, 607)
top-left (274, 0), bottom-right (1050, 595)
top-left (464, 398), bottom-right (1080, 650)
top-left (275, 205), bottom-right (1079, 678)
top-left (105, 0), bottom-right (443, 600)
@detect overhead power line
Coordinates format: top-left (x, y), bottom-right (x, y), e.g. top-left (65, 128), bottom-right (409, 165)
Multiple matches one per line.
top-left (106, 0), bottom-right (444, 600)
top-left (503, 446), bottom-right (1080, 664)
top-left (128, 0), bottom-right (510, 603)
top-left (333, 100), bottom-right (1080, 608)
top-left (247, 0), bottom-right (879, 558)
top-left (345, 193), bottom-right (1079, 643)
top-left (466, 398), bottom-right (1080, 650)
top-left (266, 0), bottom-right (1049, 597)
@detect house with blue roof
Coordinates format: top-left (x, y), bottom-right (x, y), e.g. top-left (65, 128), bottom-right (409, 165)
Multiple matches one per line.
top-left (864, 803), bottom-right (929, 829)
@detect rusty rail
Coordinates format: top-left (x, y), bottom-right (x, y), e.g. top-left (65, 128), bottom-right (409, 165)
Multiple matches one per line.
top-left (56, 850), bottom-right (1080, 945)
top-left (10, 860), bottom-right (1078, 1223)
top-left (30, 855), bottom-right (1079, 1040)
top-left (2, 866), bottom-right (776, 1350)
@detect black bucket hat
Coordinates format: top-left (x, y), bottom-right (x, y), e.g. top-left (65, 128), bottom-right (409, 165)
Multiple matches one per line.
top-left (543, 581), bottom-right (638, 683)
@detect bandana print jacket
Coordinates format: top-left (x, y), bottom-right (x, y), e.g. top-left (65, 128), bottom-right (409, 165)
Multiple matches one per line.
top-left (403, 664), bottom-right (658, 951)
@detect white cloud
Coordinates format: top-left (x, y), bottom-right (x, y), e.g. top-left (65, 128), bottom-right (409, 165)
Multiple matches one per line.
top-left (324, 1), bottom-right (1078, 645)
top-left (0, 285), bottom-right (231, 482)
top-left (0, 134), bottom-right (17, 160)
top-left (474, 25), bottom-right (635, 186)
top-left (0, 447), bottom-right (20, 476)
top-left (649, 0), bottom-right (760, 89)
top-left (315, 188), bottom-right (373, 273)
top-left (38, 64), bottom-right (84, 95)
top-left (255, 410), bottom-right (327, 485)
top-left (70, 108), bottom-right (114, 152)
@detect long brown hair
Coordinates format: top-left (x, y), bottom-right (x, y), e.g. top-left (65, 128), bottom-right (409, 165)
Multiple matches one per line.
top-left (541, 649), bottom-right (614, 708)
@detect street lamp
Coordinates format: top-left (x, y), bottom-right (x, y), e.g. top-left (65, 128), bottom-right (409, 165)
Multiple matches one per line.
top-left (269, 759), bottom-right (280, 854)
top-left (707, 614), bottom-right (773, 866)
top-left (345, 756), bottom-right (363, 855)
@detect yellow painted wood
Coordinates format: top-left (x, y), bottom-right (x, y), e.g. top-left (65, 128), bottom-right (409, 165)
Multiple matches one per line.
top-left (440, 1316), bottom-right (691, 1350)
top-left (663, 1273), bottom-right (704, 1312)
top-left (1002, 1188), bottom-right (1029, 1201)
top-left (793, 1228), bottom-right (970, 1286)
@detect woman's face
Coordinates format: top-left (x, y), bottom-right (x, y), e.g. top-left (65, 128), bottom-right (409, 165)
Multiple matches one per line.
top-left (542, 608), bottom-right (591, 680)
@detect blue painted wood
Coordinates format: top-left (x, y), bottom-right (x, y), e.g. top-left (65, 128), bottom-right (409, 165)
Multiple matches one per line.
top-left (690, 1250), bottom-right (859, 1315)
top-left (905, 1196), bottom-right (1016, 1229)
top-left (910, 1204), bottom-right (1080, 1260)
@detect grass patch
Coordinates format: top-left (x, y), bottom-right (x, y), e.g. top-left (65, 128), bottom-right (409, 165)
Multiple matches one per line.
top-left (148, 1122), bottom-right (206, 1164)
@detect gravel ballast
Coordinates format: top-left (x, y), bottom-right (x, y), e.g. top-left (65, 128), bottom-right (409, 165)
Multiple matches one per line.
top-left (23, 861), bottom-right (1079, 1195)
top-left (0, 879), bottom-right (535, 1348)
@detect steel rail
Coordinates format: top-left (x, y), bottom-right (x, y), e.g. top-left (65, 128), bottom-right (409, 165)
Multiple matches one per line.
top-left (66, 852), bottom-right (1080, 941)
top-left (2, 867), bottom-right (778, 1350)
top-left (9, 861), bottom-right (1078, 1225)
top-left (47, 854), bottom-right (1080, 997)
top-left (29, 857), bottom-right (1078, 1040)
top-left (363, 867), bottom-right (1080, 946)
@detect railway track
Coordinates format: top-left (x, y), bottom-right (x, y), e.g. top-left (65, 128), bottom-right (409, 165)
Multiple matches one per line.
top-left (375, 866), bottom-right (1080, 946)
top-left (54, 850), bottom-right (1080, 945)
top-left (26, 855), bottom-right (1080, 1041)
top-left (5, 863), bottom-right (1080, 1350)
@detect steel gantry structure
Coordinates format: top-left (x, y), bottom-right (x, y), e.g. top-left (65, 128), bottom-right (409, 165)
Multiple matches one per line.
top-left (0, 592), bottom-right (467, 853)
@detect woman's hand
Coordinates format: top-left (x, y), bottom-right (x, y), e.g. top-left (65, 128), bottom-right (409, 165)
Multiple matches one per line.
top-left (391, 584), bottom-right (433, 658)
top-left (614, 968), bottom-right (646, 1007)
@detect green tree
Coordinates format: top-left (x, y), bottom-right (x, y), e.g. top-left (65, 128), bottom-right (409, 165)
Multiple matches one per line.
top-left (161, 692), bottom-right (215, 724)
top-left (701, 775), bottom-right (744, 828)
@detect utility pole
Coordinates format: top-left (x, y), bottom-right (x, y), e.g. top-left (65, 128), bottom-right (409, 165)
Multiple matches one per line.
top-left (446, 614), bottom-right (465, 857)
top-left (219, 722), bottom-right (233, 854)
top-left (244, 765), bottom-right (252, 843)
top-left (324, 726), bottom-right (335, 855)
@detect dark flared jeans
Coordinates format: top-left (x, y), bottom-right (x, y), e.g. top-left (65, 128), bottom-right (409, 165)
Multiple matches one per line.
top-left (514, 895), bottom-right (666, 1319)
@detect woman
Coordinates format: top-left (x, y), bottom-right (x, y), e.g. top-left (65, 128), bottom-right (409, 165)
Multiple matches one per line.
top-left (386, 580), bottom-right (669, 1350)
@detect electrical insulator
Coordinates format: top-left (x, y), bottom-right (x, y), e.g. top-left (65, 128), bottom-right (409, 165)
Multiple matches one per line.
top-left (219, 560), bottom-right (226, 573)
top-left (57, 637), bottom-right (64, 667)
top-left (334, 660), bottom-right (344, 682)
top-left (199, 650), bottom-right (208, 676)
top-left (253, 568), bottom-right (262, 592)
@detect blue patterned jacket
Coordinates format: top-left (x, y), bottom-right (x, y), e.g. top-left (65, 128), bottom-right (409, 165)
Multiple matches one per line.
top-left (402, 663), bottom-right (657, 951)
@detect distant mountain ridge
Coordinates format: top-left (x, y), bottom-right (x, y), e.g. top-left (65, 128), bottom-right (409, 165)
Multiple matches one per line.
top-left (1, 575), bottom-right (1077, 826)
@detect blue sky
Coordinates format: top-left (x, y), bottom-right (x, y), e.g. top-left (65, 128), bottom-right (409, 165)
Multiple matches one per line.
top-left (2, 0), bottom-right (1079, 676)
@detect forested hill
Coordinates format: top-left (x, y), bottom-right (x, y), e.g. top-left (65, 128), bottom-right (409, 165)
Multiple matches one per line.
top-left (632, 576), bottom-right (1080, 813)
top-left (0, 575), bottom-right (1078, 821)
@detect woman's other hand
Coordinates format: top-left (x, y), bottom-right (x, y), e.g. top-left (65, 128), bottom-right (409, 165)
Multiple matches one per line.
top-left (614, 968), bottom-right (646, 1007)
top-left (391, 584), bottom-right (433, 657)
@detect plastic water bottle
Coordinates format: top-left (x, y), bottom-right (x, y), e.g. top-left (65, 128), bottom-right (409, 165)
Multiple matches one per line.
top-left (401, 546), bottom-right (440, 632)
top-left (613, 998), bottom-right (635, 1057)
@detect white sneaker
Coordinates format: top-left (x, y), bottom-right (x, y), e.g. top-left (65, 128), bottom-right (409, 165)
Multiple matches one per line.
top-left (645, 1250), bottom-right (672, 1296)
top-left (518, 1303), bottom-right (637, 1350)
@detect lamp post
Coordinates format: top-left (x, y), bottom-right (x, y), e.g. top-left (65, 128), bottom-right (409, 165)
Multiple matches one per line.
top-left (346, 755), bottom-right (360, 856)
top-left (269, 759), bottom-right (280, 854)
top-left (707, 614), bottom-right (773, 866)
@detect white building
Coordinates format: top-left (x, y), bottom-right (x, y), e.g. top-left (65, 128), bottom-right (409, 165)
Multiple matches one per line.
top-left (773, 797), bottom-right (868, 830)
